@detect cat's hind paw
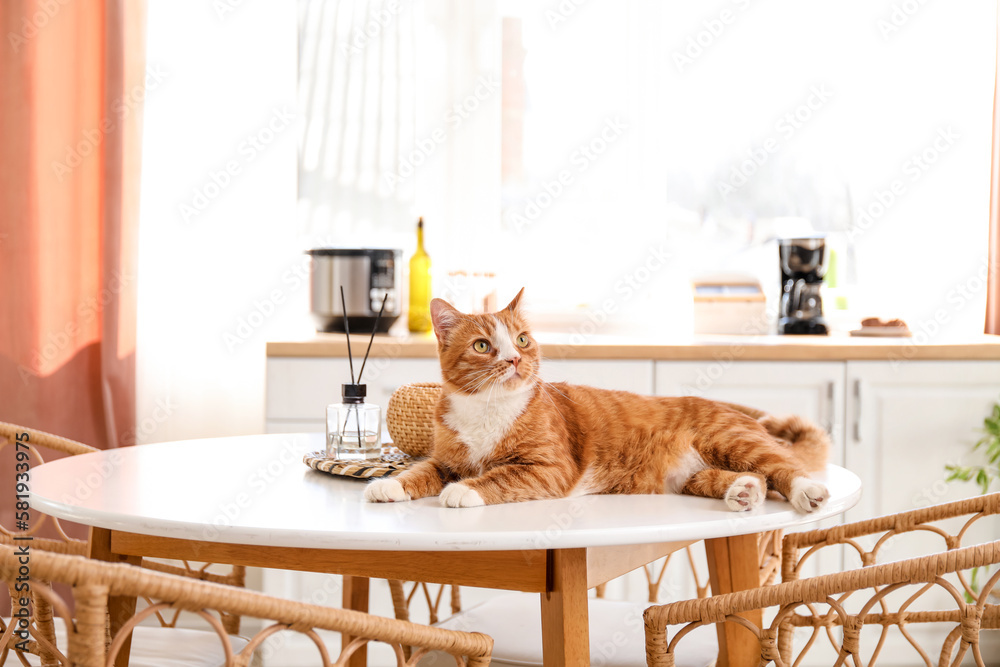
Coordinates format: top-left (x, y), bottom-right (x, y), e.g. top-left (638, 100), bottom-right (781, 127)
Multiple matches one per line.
top-left (789, 477), bottom-right (828, 513)
top-left (724, 475), bottom-right (765, 512)
top-left (439, 482), bottom-right (485, 508)
top-left (364, 478), bottom-right (410, 503)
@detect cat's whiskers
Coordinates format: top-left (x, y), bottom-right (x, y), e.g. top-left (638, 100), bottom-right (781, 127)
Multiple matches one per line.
top-left (477, 375), bottom-right (501, 397)
top-left (459, 371), bottom-right (497, 396)
top-left (540, 381), bottom-right (577, 404)
top-left (457, 367), bottom-right (493, 385)
top-left (535, 382), bottom-right (571, 428)
top-left (454, 365), bottom-right (497, 390)
top-left (484, 375), bottom-right (502, 413)
top-left (474, 366), bottom-right (511, 397)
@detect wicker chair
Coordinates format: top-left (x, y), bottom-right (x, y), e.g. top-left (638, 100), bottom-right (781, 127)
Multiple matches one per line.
top-left (644, 494), bottom-right (1000, 666)
top-left (0, 422), bottom-right (247, 663)
top-left (0, 544), bottom-right (494, 666)
top-left (388, 581), bottom-right (463, 627)
top-left (1, 423), bottom-right (98, 557)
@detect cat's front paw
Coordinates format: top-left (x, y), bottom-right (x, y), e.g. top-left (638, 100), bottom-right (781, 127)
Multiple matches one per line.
top-left (724, 475), bottom-right (765, 512)
top-left (364, 478), bottom-right (410, 503)
top-left (439, 482), bottom-right (485, 508)
top-left (789, 477), bottom-right (828, 513)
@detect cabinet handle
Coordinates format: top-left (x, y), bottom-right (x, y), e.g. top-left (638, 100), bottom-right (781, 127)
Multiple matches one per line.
top-left (852, 379), bottom-right (862, 443)
top-left (824, 381), bottom-right (835, 433)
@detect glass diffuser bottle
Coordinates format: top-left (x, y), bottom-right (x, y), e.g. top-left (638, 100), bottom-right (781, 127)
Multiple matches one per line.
top-left (326, 286), bottom-right (387, 461)
top-left (327, 383), bottom-right (381, 460)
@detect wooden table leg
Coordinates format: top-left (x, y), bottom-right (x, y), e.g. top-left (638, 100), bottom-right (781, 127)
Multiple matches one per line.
top-left (705, 534), bottom-right (764, 667)
top-left (342, 575), bottom-right (370, 666)
top-left (88, 528), bottom-right (142, 667)
top-left (540, 548), bottom-right (589, 666)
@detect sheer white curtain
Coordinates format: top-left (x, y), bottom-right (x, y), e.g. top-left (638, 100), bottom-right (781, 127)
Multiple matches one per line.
top-left (136, 0), bottom-right (498, 444)
top-left (297, 0), bottom-right (502, 272)
top-left (297, 0), bottom-right (418, 242)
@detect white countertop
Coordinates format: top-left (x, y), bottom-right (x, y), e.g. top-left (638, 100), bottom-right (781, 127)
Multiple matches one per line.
top-left (30, 433), bottom-right (862, 552)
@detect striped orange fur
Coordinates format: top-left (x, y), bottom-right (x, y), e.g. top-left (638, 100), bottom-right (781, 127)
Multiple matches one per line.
top-left (365, 290), bottom-right (830, 512)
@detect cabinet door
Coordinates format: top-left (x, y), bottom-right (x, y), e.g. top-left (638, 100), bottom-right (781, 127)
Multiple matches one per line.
top-left (843, 361), bottom-right (1000, 667)
top-left (655, 361), bottom-right (846, 464)
top-left (265, 357), bottom-right (441, 431)
top-left (541, 359), bottom-right (654, 394)
top-left (845, 360), bottom-right (1000, 521)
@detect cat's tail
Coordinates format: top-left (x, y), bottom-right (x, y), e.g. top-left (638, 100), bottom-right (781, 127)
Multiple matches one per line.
top-left (758, 414), bottom-right (830, 472)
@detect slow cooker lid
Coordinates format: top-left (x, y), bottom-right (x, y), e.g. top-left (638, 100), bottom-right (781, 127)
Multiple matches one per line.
top-left (306, 247), bottom-right (399, 256)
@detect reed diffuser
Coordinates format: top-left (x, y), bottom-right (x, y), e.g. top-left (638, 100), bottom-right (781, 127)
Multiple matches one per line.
top-left (326, 287), bottom-right (387, 461)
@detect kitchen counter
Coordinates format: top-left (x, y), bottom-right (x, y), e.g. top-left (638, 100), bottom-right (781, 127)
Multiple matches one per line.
top-left (266, 332), bottom-right (1000, 361)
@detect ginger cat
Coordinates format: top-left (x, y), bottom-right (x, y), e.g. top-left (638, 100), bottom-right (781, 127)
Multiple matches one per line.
top-left (365, 289), bottom-right (830, 512)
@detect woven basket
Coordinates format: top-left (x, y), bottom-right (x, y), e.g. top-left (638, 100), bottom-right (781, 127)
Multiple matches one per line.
top-left (386, 382), bottom-right (442, 457)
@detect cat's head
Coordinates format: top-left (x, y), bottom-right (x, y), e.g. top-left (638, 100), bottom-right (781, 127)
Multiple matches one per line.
top-left (430, 288), bottom-right (539, 395)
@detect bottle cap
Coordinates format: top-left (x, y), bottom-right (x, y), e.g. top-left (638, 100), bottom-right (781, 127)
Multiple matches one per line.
top-left (341, 383), bottom-right (367, 403)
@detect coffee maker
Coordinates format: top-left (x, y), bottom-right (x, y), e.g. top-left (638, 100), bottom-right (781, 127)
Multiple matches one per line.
top-left (778, 237), bottom-right (828, 335)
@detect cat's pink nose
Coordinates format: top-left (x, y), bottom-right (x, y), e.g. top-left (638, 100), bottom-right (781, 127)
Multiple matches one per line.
top-left (509, 356), bottom-right (520, 369)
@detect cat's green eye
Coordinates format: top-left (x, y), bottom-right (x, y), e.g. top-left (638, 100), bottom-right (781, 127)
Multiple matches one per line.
top-left (473, 340), bottom-right (491, 353)
top-left (516, 334), bottom-right (529, 349)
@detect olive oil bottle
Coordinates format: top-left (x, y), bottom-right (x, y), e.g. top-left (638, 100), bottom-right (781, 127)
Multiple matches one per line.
top-left (408, 217), bottom-right (432, 332)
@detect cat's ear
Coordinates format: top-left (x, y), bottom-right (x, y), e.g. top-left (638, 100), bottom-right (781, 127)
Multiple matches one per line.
top-left (504, 288), bottom-right (525, 314)
top-left (430, 298), bottom-right (461, 339)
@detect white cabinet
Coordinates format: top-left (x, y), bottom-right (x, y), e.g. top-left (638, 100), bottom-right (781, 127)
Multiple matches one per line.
top-left (654, 361), bottom-right (846, 464)
top-left (845, 360), bottom-right (1000, 521)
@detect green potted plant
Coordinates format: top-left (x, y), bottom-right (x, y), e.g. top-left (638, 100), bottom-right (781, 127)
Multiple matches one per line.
top-left (944, 399), bottom-right (999, 601)
top-left (946, 400), bottom-right (1000, 494)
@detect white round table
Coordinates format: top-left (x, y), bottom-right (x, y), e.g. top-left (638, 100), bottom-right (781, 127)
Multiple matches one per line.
top-left (30, 432), bottom-right (861, 550)
top-left (29, 433), bottom-right (862, 667)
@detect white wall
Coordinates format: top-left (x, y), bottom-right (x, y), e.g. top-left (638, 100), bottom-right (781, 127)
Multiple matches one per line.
top-left (136, 0), bottom-right (298, 443)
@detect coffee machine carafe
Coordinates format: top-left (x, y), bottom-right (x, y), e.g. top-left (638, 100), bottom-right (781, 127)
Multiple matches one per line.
top-left (778, 237), bottom-right (828, 335)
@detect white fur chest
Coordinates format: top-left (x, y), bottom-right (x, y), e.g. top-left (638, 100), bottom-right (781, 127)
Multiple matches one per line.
top-left (443, 387), bottom-right (533, 467)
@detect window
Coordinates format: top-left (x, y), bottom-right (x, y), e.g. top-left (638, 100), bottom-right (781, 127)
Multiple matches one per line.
top-left (298, 0), bottom-right (997, 336)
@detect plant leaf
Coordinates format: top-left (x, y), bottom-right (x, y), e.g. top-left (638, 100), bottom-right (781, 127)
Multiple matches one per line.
top-left (947, 400), bottom-right (1000, 493)
top-left (945, 465), bottom-right (973, 482)
top-left (976, 468), bottom-right (989, 494)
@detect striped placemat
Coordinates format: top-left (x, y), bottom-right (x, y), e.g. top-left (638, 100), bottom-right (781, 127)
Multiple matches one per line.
top-left (303, 447), bottom-right (416, 479)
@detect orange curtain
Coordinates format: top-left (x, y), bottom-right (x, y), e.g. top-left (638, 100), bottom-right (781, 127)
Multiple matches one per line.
top-left (0, 0), bottom-right (144, 447)
top-left (990, 6), bottom-right (1000, 335)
